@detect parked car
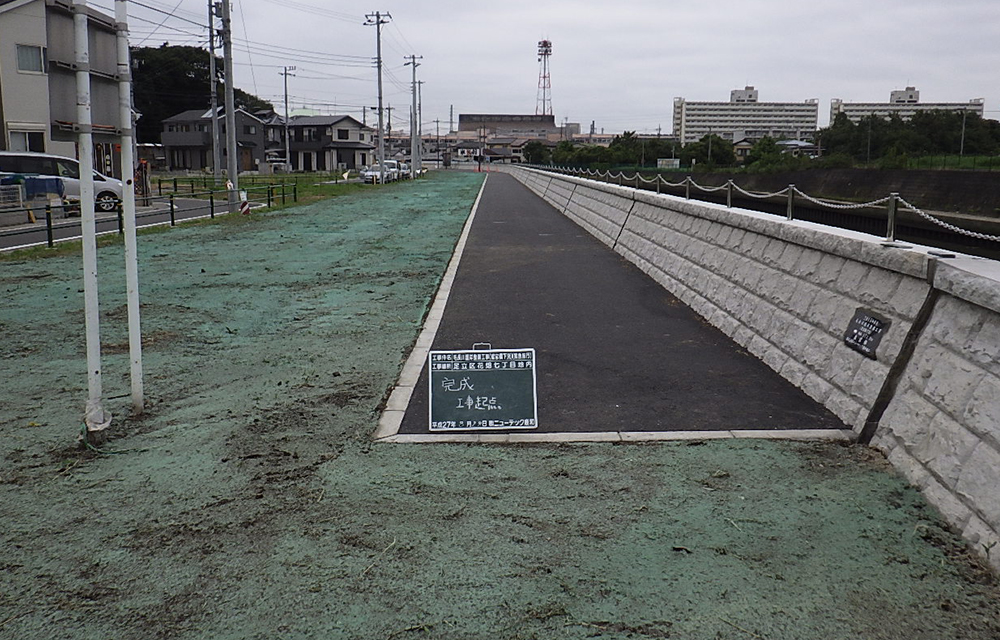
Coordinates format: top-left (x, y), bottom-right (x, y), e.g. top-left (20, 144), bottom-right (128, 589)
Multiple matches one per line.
top-left (398, 162), bottom-right (411, 179)
top-left (383, 160), bottom-right (401, 182)
top-left (360, 162), bottom-right (399, 184)
top-left (0, 151), bottom-right (124, 212)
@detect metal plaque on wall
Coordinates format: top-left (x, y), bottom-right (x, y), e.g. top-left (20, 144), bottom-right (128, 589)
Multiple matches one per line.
top-left (844, 308), bottom-right (891, 360)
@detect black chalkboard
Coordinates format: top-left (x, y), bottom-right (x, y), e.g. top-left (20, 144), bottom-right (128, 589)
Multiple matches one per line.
top-left (844, 308), bottom-right (891, 360)
top-left (428, 349), bottom-right (538, 431)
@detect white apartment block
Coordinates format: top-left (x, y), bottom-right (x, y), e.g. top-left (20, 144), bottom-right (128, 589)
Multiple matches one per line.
top-left (831, 87), bottom-right (984, 124)
top-left (672, 87), bottom-right (819, 145)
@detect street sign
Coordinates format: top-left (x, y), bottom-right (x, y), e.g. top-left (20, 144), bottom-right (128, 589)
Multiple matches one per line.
top-left (428, 348), bottom-right (538, 431)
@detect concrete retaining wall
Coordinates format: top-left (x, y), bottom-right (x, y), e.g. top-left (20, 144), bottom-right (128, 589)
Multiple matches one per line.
top-left (502, 166), bottom-right (1000, 572)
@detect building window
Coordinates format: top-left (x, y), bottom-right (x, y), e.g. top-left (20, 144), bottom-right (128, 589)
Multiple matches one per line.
top-left (244, 125), bottom-right (257, 135)
top-left (337, 128), bottom-right (350, 140)
top-left (16, 45), bottom-right (46, 73)
top-left (9, 131), bottom-right (45, 152)
top-left (303, 128), bottom-right (317, 141)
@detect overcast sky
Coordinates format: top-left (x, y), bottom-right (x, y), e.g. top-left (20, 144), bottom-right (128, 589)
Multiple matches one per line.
top-left (118, 0), bottom-right (1000, 134)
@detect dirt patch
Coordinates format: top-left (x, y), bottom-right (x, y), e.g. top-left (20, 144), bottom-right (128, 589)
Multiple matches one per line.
top-left (1, 171), bottom-right (999, 639)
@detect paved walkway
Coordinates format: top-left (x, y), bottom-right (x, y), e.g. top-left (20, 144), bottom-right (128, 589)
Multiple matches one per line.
top-left (380, 172), bottom-right (851, 442)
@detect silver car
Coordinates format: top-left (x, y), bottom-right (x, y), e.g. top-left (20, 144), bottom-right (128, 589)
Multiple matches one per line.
top-left (0, 151), bottom-right (124, 212)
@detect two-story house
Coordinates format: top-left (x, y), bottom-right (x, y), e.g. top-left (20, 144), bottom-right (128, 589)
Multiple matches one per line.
top-left (0, 0), bottom-right (124, 177)
top-left (161, 107), bottom-right (266, 172)
top-left (287, 115), bottom-right (374, 171)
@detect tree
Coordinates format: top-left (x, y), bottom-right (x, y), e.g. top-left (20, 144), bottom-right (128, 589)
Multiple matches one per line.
top-left (551, 140), bottom-right (577, 165)
top-left (522, 141), bottom-right (551, 164)
top-left (132, 44), bottom-right (273, 143)
top-left (744, 136), bottom-right (780, 166)
top-left (682, 134), bottom-right (736, 168)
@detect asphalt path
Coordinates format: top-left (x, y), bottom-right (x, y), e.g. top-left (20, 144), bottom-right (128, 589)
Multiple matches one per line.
top-left (399, 172), bottom-right (847, 435)
top-left (0, 198), bottom-right (221, 251)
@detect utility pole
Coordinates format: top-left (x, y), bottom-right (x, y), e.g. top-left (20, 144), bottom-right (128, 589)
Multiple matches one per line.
top-left (405, 54), bottom-right (421, 179)
top-left (434, 119), bottom-right (440, 167)
top-left (960, 108), bottom-right (968, 157)
top-left (116, 0), bottom-right (143, 413)
top-left (208, 0), bottom-right (221, 183)
top-left (221, 0), bottom-right (238, 210)
top-left (74, 0), bottom-right (109, 440)
top-left (281, 66), bottom-right (295, 172)
top-left (449, 105), bottom-right (454, 134)
top-left (416, 80), bottom-right (423, 175)
top-left (365, 11), bottom-right (391, 183)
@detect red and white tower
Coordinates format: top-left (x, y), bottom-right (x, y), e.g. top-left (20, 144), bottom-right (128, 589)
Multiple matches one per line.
top-left (535, 40), bottom-right (553, 116)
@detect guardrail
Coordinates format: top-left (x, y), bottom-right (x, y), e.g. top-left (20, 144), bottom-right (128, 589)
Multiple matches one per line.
top-left (1, 183), bottom-right (295, 249)
top-left (530, 165), bottom-right (1000, 245)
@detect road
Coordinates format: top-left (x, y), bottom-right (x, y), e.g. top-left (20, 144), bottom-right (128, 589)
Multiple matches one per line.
top-left (0, 197), bottom-right (231, 251)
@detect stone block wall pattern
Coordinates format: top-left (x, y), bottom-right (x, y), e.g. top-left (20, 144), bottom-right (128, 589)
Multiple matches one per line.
top-left (501, 166), bottom-right (1000, 572)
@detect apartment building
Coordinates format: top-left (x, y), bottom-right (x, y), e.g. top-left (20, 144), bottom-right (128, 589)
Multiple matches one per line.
top-left (672, 87), bottom-right (819, 145)
top-left (830, 87), bottom-right (984, 124)
top-left (0, 0), bottom-right (123, 176)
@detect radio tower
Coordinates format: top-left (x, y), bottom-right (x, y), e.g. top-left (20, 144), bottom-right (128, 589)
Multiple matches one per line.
top-left (535, 40), bottom-right (553, 116)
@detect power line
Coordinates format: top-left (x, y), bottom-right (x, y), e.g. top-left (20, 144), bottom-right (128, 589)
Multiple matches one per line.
top-left (128, 0), bottom-right (205, 27)
top-left (258, 0), bottom-right (358, 23)
top-left (133, 0), bottom-right (187, 46)
top-left (235, 0), bottom-right (258, 94)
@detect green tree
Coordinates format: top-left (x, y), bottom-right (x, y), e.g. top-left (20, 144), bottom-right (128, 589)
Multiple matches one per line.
top-left (132, 44), bottom-right (273, 143)
top-left (551, 140), bottom-right (577, 165)
top-left (522, 141), bottom-right (551, 164)
top-left (682, 134), bottom-right (736, 168)
top-left (745, 136), bottom-right (780, 166)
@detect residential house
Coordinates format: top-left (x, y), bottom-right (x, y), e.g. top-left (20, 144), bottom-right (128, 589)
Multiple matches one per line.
top-left (287, 115), bottom-right (374, 171)
top-left (254, 109), bottom-right (285, 165)
top-left (161, 107), bottom-right (265, 172)
top-left (0, 0), bottom-right (124, 177)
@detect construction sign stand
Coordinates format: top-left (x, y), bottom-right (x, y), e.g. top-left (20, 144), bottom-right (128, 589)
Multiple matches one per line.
top-left (240, 190), bottom-right (250, 215)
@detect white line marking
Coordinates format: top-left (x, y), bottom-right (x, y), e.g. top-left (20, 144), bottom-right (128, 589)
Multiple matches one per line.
top-left (373, 175), bottom-right (490, 440)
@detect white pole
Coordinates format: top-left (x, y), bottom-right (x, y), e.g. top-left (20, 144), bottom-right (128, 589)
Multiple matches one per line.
top-left (74, 0), bottom-right (110, 437)
top-left (116, 0), bottom-right (143, 413)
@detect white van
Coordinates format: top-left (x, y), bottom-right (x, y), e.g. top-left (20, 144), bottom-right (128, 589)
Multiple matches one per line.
top-left (0, 151), bottom-right (124, 212)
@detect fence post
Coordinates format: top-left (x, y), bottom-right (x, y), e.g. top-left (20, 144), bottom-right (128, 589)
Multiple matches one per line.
top-left (169, 193), bottom-right (175, 226)
top-left (282, 183), bottom-right (287, 205)
top-left (117, 202), bottom-right (124, 235)
top-left (267, 185), bottom-right (273, 208)
top-left (726, 180), bottom-right (733, 208)
top-left (173, 177), bottom-right (177, 192)
top-left (157, 178), bottom-right (162, 195)
top-left (685, 177), bottom-right (691, 200)
top-left (293, 182), bottom-right (298, 203)
top-left (209, 193), bottom-right (215, 219)
top-left (656, 175), bottom-right (661, 194)
top-left (45, 203), bottom-right (54, 248)
top-left (886, 193), bottom-right (898, 242)
top-left (635, 173), bottom-right (640, 188)
top-left (786, 185), bottom-right (795, 220)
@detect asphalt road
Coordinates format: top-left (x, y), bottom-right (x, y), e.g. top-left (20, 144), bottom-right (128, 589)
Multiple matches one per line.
top-left (400, 171), bottom-right (847, 434)
top-left (0, 197), bottom-right (225, 251)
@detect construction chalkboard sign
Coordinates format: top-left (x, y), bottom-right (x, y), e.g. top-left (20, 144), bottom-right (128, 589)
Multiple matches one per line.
top-left (428, 348), bottom-right (538, 431)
